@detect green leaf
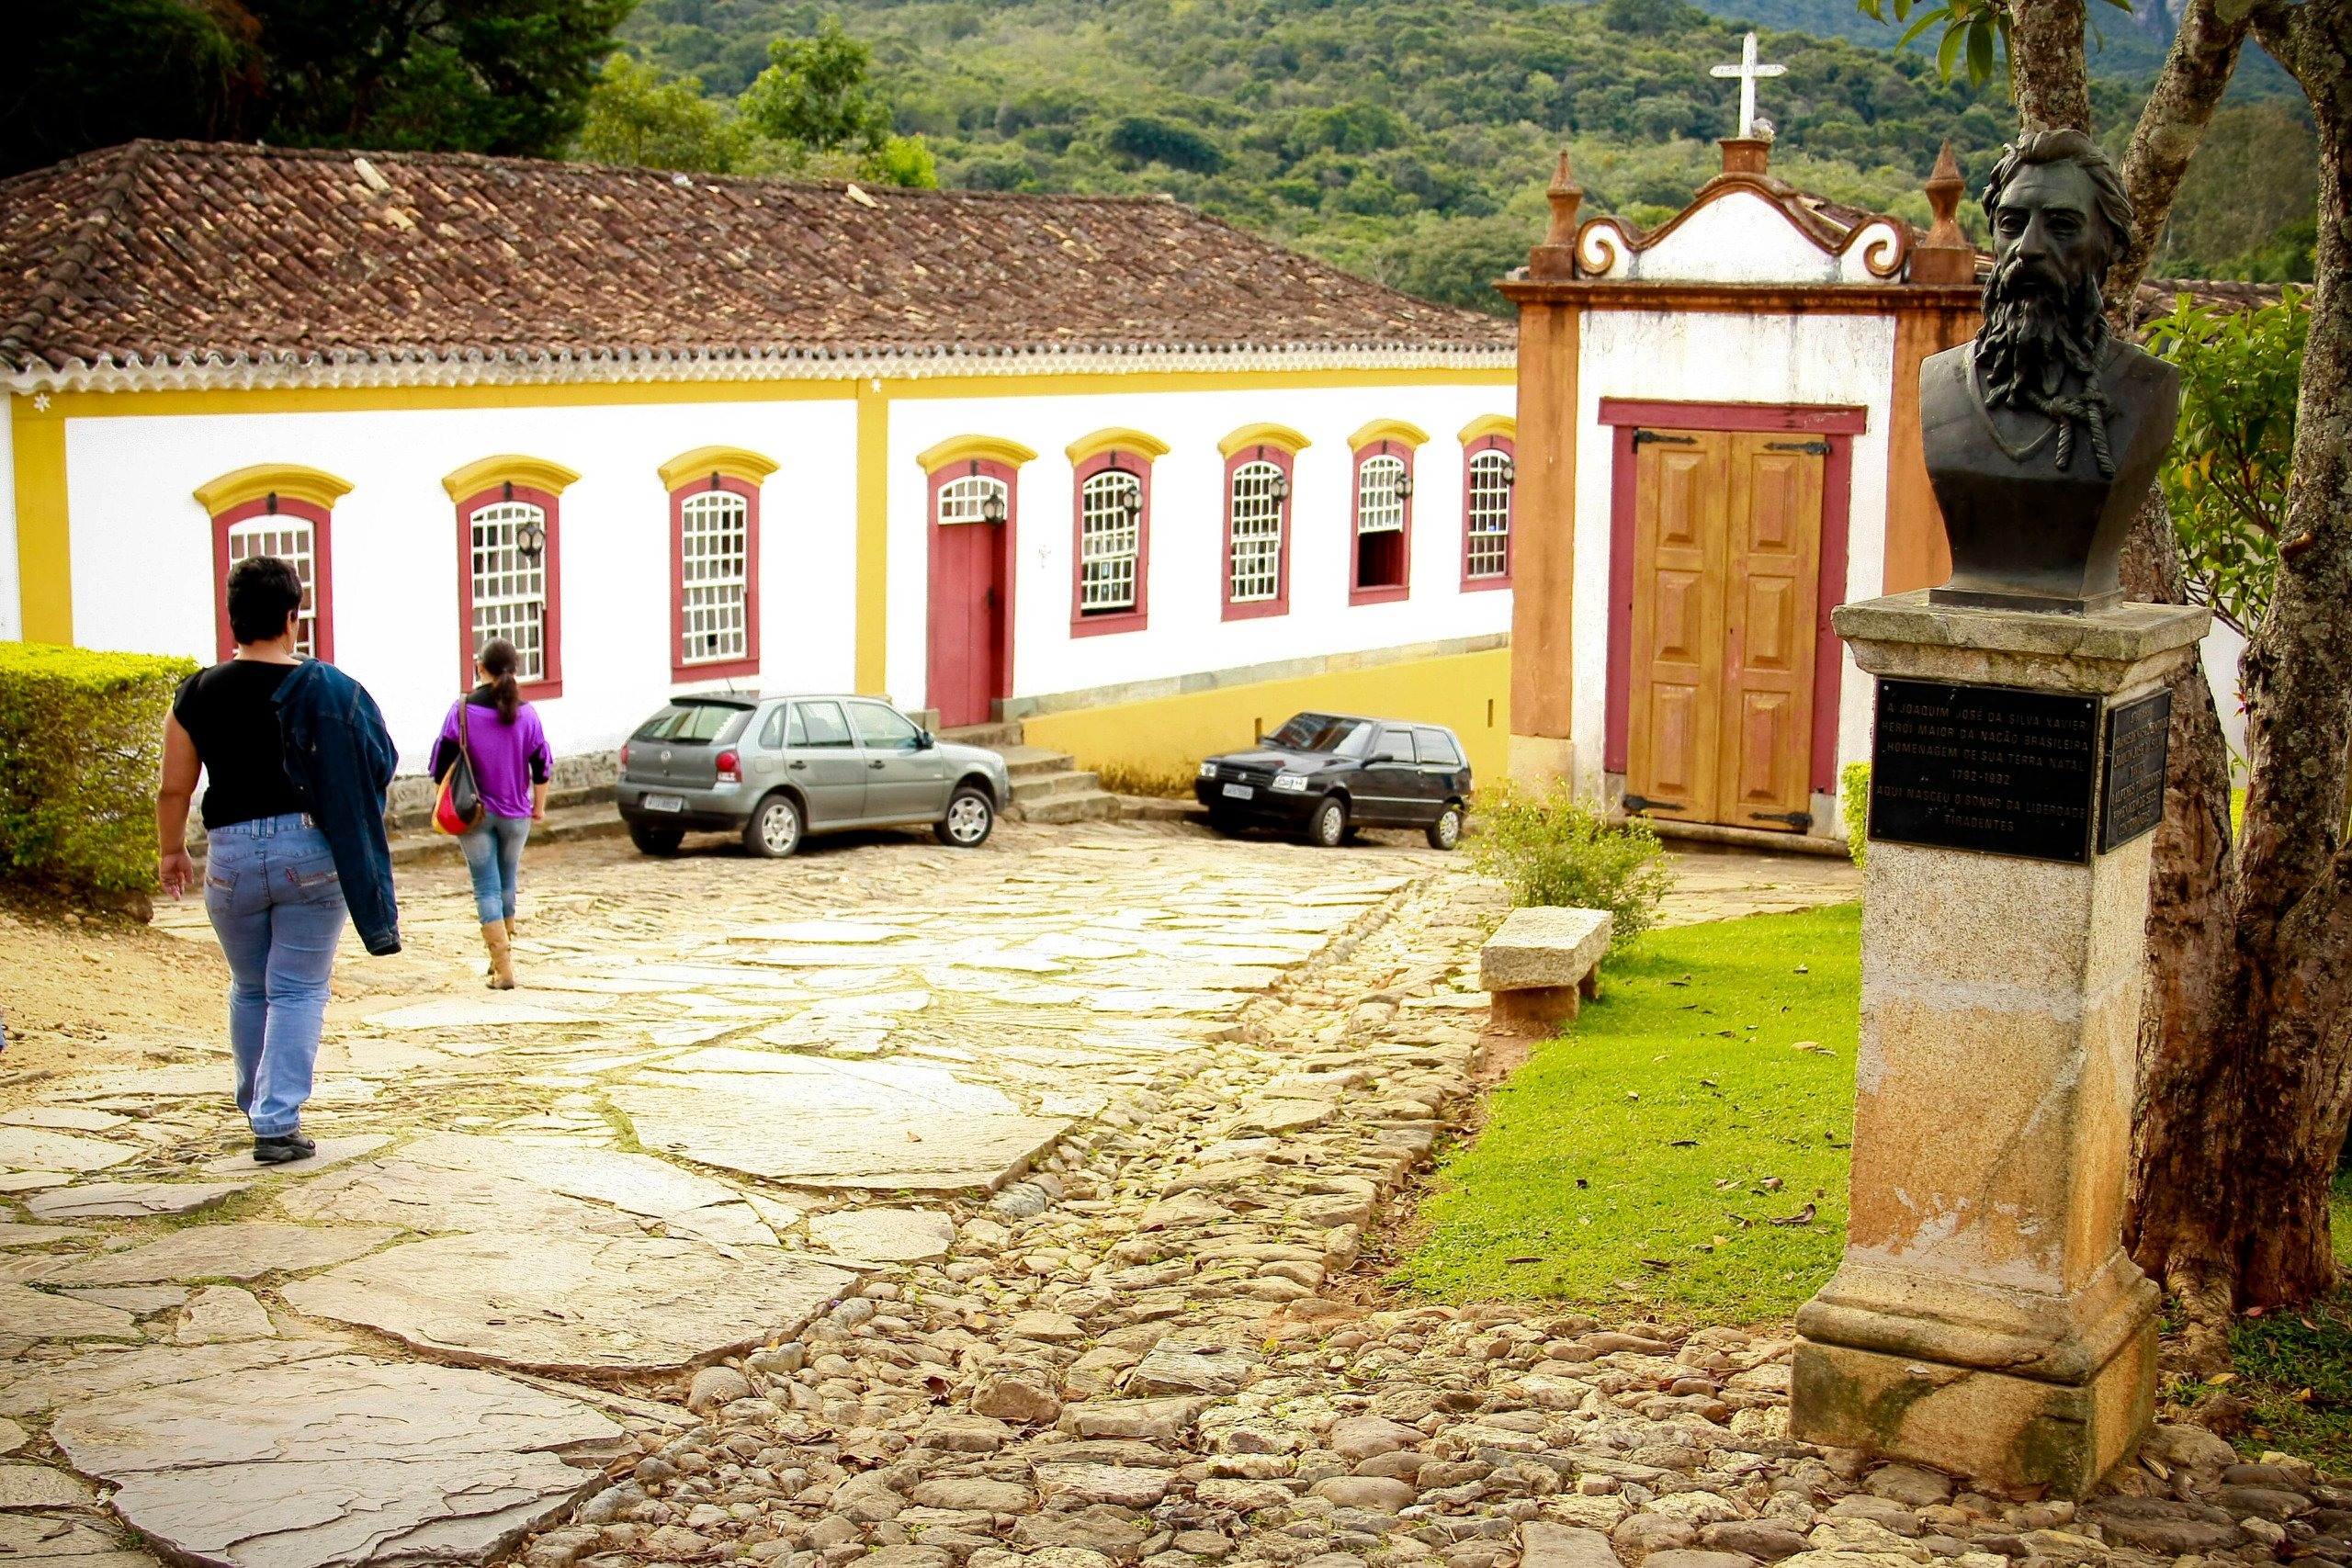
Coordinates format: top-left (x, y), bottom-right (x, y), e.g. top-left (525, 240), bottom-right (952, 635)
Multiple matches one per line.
top-left (1966, 17), bottom-right (1995, 83)
top-left (1935, 17), bottom-right (1966, 78)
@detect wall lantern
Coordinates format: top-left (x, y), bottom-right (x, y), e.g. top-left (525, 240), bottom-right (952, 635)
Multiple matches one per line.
top-left (1501, 458), bottom-right (1517, 487)
top-left (1395, 474), bottom-right (1415, 499)
top-left (517, 516), bottom-right (548, 562)
top-left (1270, 475), bottom-right (1291, 503)
top-left (980, 491), bottom-right (1008, 525)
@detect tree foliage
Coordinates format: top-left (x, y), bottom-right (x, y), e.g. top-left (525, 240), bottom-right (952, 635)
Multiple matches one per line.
top-left (579, 53), bottom-right (750, 170)
top-left (739, 17), bottom-right (895, 152)
top-left (1, 0), bottom-right (633, 177)
top-left (2145, 288), bottom-right (2310, 637)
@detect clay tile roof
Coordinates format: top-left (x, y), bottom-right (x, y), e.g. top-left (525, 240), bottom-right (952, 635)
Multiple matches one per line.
top-left (2129, 275), bottom-right (2291, 330)
top-left (0, 140), bottom-right (1510, 388)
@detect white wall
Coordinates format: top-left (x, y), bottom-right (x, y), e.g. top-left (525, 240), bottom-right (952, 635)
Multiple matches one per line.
top-left (883, 384), bottom-right (1517, 713)
top-left (63, 397), bottom-right (859, 771)
top-left (0, 401), bottom-right (18, 643)
top-left (1568, 309), bottom-right (1899, 795)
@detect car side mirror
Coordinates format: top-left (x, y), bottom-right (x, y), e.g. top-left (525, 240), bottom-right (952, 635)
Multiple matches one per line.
top-left (916, 730), bottom-right (934, 750)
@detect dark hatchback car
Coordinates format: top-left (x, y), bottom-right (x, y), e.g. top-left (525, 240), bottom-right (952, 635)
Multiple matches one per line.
top-left (1194, 711), bottom-right (1472, 850)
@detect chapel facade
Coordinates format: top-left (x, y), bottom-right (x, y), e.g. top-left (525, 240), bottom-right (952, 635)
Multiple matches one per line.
top-left (0, 141), bottom-right (1516, 783)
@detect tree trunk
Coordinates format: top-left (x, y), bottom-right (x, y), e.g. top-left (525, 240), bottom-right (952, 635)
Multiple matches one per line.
top-left (2128, 0), bottom-right (2352, 1333)
top-left (2108, 0), bottom-right (2256, 306)
top-left (2008, 0), bottom-right (2091, 131)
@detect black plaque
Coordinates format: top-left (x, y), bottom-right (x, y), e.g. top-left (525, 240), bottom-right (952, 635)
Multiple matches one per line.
top-left (1869, 679), bottom-right (2099, 863)
top-left (2098, 688), bottom-right (2172, 852)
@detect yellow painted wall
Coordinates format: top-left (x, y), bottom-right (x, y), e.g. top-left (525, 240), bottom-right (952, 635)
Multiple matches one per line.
top-left (1021, 648), bottom-right (1511, 789)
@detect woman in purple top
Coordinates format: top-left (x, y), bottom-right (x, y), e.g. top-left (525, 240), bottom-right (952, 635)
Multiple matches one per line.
top-left (431, 638), bottom-right (551, 988)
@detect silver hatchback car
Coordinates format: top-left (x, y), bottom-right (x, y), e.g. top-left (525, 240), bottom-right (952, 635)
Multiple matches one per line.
top-left (615, 694), bottom-right (1012, 859)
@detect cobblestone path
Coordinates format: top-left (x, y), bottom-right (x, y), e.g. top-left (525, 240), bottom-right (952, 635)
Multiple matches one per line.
top-left (5, 825), bottom-right (2311, 1568)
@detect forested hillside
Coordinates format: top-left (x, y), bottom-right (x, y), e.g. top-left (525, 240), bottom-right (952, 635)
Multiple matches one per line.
top-left (616, 0), bottom-right (2314, 310)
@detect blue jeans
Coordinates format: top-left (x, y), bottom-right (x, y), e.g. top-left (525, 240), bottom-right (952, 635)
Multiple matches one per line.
top-left (203, 815), bottom-right (346, 1137)
top-left (460, 811), bottom-right (531, 924)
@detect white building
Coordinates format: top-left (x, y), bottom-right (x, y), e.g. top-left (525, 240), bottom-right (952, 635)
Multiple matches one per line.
top-left (0, 141), bottom-right (1517, 784)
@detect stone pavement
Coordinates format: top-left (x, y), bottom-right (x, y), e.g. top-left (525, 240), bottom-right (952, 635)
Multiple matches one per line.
top-left (2, 823), bottom-right (2329, 1568)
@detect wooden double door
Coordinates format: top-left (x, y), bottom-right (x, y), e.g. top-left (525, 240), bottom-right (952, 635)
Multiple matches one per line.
top-left (1624, 430), bottom-right (1825, 833)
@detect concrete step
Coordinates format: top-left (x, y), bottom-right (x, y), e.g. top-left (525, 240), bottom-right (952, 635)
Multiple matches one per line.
top-left (997, 743), bottom-right (1078, 780)
top-left (941, 720), bottom-right (1025, 750)
top-left (1019, 790), bottom-right (1124, 825)
top-left (1012, 770), bottom-right (1107, 804)
top-left (1117, 795), bottom-right (1209, 824)
top-left (387, 802), bottom-right (628, 868)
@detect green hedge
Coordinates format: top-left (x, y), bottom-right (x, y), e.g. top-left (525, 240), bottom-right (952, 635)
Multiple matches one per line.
top-left (1841, 761), bottom-right (1871, 868)
top-left (0, 642), bottom-right (198, 895)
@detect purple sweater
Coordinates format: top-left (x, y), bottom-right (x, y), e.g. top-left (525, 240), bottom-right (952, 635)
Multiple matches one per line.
top-left (431, 691), bottom-right (551, 820)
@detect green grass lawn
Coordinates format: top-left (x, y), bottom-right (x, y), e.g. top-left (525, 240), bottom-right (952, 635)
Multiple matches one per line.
top-left (1396, 903), bottom-right (1863, 1323)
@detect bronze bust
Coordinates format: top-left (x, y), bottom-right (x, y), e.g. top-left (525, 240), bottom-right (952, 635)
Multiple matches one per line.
top-left (1920, 130), bottom-right (2179, 614)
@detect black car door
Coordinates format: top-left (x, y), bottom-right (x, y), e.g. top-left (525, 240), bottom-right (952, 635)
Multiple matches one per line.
top-left (1357, 725), bottom-right (1423, 825)
top-left (1414, 728), bottom-right (1468, 809)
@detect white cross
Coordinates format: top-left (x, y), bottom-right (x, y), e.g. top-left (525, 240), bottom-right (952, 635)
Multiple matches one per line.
top-left (1711, 32), bottom-right (1786, 141)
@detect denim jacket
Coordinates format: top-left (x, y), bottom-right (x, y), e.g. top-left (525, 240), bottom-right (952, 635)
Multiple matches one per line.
top-left (273, 660), bottom-right (401, 955)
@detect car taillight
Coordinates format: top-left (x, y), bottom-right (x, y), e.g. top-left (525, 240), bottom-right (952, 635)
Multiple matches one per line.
top-left (618, 742), bottom-right (631, 768)
top-left (716, 750), bottom-right (741, 783)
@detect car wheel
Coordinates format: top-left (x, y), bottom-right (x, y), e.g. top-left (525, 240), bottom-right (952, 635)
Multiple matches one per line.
top-left (936, 785), bottom-right (995, 847)
top-left (628, 823), bottom-right (684, 857)
top-left (1307, 795), bottom-right (1348, 849)
top-left (745, 794), bottom-right (803, 859)
top-left (1427, 802), bottom-right (1464, 851)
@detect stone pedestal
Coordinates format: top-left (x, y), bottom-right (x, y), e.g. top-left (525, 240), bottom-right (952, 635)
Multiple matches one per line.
top-left (1791, 592), bottom-right (2208, 1497)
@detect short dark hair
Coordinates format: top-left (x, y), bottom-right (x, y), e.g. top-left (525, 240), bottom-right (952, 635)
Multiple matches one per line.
top-left (1982, 128), bottom-right (2135, 261)
top-left (226, 556), bottom-right (304, 644)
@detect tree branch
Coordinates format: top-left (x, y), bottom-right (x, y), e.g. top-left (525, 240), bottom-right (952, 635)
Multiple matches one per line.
top-left (2008, 0), bottom-right (2091, 130)
top-left (2107, 0), bottom-right (2256, 307)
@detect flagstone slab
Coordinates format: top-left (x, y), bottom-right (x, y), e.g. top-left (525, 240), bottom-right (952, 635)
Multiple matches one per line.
top-left (0, 1283), bottom-right (138, 1340)
top-left (50, 1354), bottom-right (620, 1568)
top-left (810, 1208), bottom-right (957, 1263)
top-left (361, 998), bottom-right (584, 1030)
top-left (28, 1182), bottom-right (250, 1222)
top-left (613, 1073), bottom-right (1069, 1190)
top-left (0, 1465), bottom-right (97, 1507)
top-left (0, 1174), bottom-right (74, 1193)
top-left (200, 1134), bottom-right (390, 1177)
top-left (0, 1131), bottom-right (136, 1174)
top-left (0, 1340), bottom-right (347, 1418)
top-left (0, 1109), bottom-right (130, 1133)
top-left (174, 1286), bottom-right (277, 1344)
top-left (0, 1515), bottom-right (157, 1566)
top-left (54, 1223), bottom-right (398, 1287)
top-left (280, 1230), bottom-right (855, 1373)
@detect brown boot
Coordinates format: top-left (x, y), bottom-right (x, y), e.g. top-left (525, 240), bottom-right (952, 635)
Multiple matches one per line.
top-left (481, 921), bottom-right (515, 989)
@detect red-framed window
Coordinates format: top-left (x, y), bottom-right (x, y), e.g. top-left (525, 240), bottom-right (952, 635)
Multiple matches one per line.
top-left (1350, 438), bottom-right (1414, 604)
top-left (1071, 449), bottom-right (1150, 636)
top-left (1222, 445), bottom-right (1295, 621)
top-left (454, 481), bottom-right (563, 698)
top-left (1462, 434), bottom-right (1516, 590)
top-left (671, 473), bottom-right (762, 681)
top-left (210, 495), bottom-right (334, 662)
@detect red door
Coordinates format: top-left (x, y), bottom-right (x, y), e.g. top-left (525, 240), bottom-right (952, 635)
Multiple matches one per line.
top-left (927, 470), bottom-right (1012, 730)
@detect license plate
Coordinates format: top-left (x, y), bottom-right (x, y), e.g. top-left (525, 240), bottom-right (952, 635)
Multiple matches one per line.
top-left (1221, 783), bottom-right (1254, 800)
top-left (644, 794), bottom-right (685, 813)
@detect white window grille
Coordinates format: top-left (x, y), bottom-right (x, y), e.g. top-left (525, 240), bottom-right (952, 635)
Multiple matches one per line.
top-left (1466, 449), bottom-right (1513, 579)
top-left (227, 517), bottom-right (318, 657)
top-left (1228, 460), bottom-right (1284, 604)
top-left (937, 473), bottom-right (1008, 525)
top-left (1080, 468), bottom-right (1141, 613)
top-left (679, 490), bottom-right (750, 664)
top-left (1357, 454), bottom-right (1407, 534)
top-left (469, 500), bottom-right (548, 681)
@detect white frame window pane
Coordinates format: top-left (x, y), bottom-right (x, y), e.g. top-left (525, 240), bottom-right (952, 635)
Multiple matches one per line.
top-left (680, 490), bottom-right (750, 665)
top-left (1357, 454), bottom-right (1407, 534)
top-left (937, 474), bottom-right (1008, 525)
top-left (1080, 468), bottom-right (1141, 614)
top-left (469, 500), bottom-right (547, 682)
top-left (1229, 460), bottom-right (1284, 604)
top-left (227, 518), bottom-right (318, 657)
top-left (1466, 449), bottom-right (1513, 579)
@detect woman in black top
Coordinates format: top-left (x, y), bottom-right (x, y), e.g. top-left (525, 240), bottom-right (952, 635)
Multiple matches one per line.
top-left (156, 558), bottom-right (350, 1164)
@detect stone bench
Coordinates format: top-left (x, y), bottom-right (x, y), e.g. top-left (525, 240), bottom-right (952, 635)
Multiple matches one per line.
top-left (1480, 906), bottom-right (1612, 1035)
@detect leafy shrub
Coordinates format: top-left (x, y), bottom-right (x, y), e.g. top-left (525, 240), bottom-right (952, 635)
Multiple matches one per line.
top-left (1093, 761), bottom-right (1195, 799)
top-left (0, 643), bottom-right (196, 897)
top-left (1467, 782), bottom-right (1674, 952)
top-left (1105, 115), bottom-right (1224, 173)
top-left (1841, 761), bottom-right (1871, 868)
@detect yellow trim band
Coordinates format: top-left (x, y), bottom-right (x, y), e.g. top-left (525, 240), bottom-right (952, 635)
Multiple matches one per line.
top-left (1459, 413), bottom-right (1518, 446)
top-left (192, 462), bottom-right (355, 515)
top-left (440, 454), bottom-right (583, 502)
top-left (855, 384), bottom-right (889, 694)
top-left (13, 400), bottom-right (69, 645)
top-left (1064, 427), bottom-right (1172, 466)
top-left (657, 445), bottom-right (781, 491)
top-left (1216, 423), bottom-right (1311, 459)
top-left (915, 434), bottom-right (1040, 474)
top-left (1347, 418), bottom-right (1430, 451)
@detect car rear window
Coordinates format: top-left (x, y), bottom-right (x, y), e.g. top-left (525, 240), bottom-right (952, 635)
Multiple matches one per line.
top-left (633, 702), bottom-right (751, 744)
top-left (1415, 728), bottom-right (1464, 767)
top-left (1267, 713), bottom-right (1373, 753)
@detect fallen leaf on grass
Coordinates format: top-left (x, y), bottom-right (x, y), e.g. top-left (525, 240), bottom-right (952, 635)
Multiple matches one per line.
top-left (1668, 1139), bottom-right (1698, 1148)
top-left (1506, 1256), bottom-right (1543, 1265)
top-left (2205, 1371), bottom-right (2237, 1385)
top-left (1792, 1041), bottom-right (1832, 1054)
top-left (1641, 1258), bottom-right (1672, 1270)
top-left (1794, 964), bottom-right (1809, 974)
top-left (1724, 1212), bottom-right (1753, 1228)
top-left (1768, 1202), bottom-right (1817, 1227)
top-left (1759, 1176), bottom-right (1784, 1190)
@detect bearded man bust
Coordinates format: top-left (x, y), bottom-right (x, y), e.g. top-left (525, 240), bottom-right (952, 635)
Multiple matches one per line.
top-left (1921, 129), bottom-right (2179, 614)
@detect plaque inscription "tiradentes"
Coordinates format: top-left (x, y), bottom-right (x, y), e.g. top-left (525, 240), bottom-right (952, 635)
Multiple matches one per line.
top-left (1869, 679), bottom-right (2099, 863)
